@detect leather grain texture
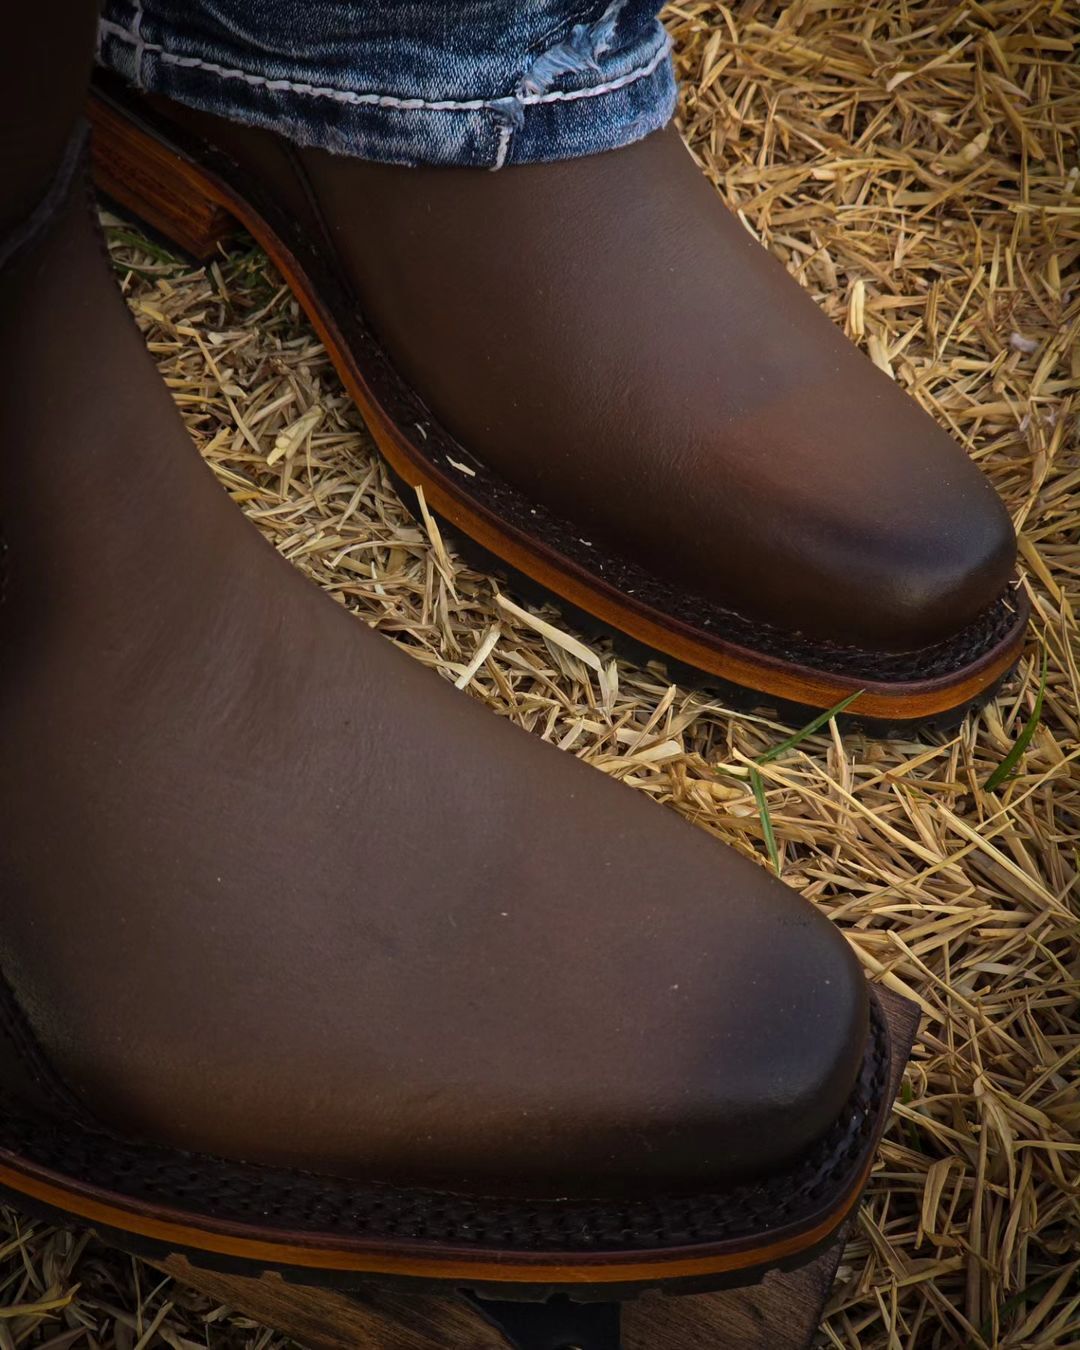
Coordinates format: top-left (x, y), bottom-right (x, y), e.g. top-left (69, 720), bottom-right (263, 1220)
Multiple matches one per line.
top-left (0, 143), bottom-right (869, 1200)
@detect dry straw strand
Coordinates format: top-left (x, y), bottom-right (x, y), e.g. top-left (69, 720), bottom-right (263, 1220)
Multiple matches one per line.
top-left (2, 2), bottom-right (1077, 1347)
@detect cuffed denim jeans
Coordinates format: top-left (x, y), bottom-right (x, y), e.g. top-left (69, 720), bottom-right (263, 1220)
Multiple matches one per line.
top-left (97, 1), bottom-right (676, 168)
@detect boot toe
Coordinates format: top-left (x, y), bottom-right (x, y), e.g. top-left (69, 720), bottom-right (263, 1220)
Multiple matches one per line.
top-left (745, 400), bottom-right (1020, 654)
top-left (538, 851), bottom-right (871, 1195)
top-left (3, 620), bottom-right (873, 1206)
top-left (840, 471), bottom-right (1016, 652)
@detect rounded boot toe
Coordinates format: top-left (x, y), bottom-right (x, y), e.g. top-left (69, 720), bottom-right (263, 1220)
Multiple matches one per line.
top-left (842, 481), bottom-right (1016, 652)
top-left (561, 859), bottom-right (872, 1196)
top-left (759, 405), bottom-right (1020, 654)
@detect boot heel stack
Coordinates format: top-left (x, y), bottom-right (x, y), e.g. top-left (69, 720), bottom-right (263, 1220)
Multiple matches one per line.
top-left (88, 97), bottom-right (233, 260)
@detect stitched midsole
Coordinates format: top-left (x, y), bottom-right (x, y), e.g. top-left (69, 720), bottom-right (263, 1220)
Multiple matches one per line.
top-left (0, 995), bottom-right (889, 1258)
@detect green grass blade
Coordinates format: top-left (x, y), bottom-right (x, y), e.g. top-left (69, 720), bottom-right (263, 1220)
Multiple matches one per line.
top-left (749, 767), bottom-right (781, 874)
top-left (104, 226), bottom-right (181, 266)
top-left (757, 689), bottom-right (864, 765)
top-left (984, 647), bottom-right (1047, 792)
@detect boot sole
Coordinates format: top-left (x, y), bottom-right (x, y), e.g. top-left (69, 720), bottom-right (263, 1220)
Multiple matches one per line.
top-left (86, 79), bottom-right (1029, 734)
top-left (0, 992), bottom-right (891, 1301)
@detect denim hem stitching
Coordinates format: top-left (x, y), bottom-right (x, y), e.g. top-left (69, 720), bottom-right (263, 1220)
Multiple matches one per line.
top-left (98, 17), bottom-right (671, 115)
top-left (130, 0), bottom-right (147, 89)
top-left (492, 122), bottom-right (514, 171)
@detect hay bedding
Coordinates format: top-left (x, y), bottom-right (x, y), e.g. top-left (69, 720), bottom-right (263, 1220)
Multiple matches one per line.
top-left (1, 1), bottom-right (1077, 1345)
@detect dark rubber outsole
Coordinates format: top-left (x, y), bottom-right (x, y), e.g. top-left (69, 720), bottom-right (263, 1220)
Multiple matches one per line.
top-left (0, 1180), bottom-right (851, 1305)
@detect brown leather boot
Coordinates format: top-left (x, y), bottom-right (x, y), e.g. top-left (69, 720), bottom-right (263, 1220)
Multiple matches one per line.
top-left (0, 101), bottom-right (897, 1309)
top-left (87, 73), bottom-right (1027, 733)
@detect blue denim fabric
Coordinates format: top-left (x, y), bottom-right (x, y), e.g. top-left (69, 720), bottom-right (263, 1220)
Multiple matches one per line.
top-left (97, 1), bottom-right (676, 168)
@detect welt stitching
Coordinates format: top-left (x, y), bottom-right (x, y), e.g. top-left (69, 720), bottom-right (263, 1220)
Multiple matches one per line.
top-left (98, 18), bottom-right (671, 114)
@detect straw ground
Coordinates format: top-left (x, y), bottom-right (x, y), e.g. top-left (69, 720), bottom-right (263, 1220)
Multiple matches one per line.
top-left (1, 2), bottom-right (1077, 1346)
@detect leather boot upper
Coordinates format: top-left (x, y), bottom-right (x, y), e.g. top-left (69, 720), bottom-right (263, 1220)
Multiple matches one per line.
top-left (0, 159), bottom-right (871, 1198)
top-left (139, 100), bottom-right (1016, 655)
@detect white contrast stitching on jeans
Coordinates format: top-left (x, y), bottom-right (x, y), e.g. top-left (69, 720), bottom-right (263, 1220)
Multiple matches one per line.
top-left (491, 122), bottom-right (514, 171)
top-left (98, 18), bottom-right (671, 114)
top-left (130, 1), bottom-right (147, 89)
